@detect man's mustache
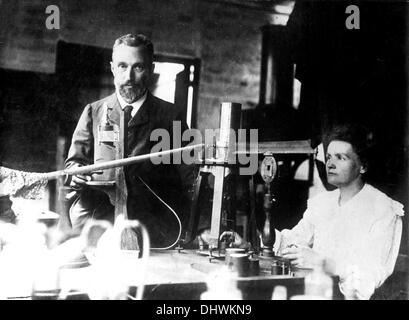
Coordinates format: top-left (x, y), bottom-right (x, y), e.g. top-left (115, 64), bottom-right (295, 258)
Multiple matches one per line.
top-left (121, 82), bottom-right (137, 87)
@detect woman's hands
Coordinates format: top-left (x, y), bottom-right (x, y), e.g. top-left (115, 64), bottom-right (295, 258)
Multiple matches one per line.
top-left (281, 245), bottom-right (324, 268)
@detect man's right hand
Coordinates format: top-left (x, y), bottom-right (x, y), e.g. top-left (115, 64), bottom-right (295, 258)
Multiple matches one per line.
top-left (70, 174), bottom-right (92, 190)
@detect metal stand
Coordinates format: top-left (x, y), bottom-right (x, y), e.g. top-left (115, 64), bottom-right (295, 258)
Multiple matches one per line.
top-left (183, 102), bottom-right (242, 253)
top-left (186, 160), bottom-right (238, 250)
top-left (259, 152), bottom-right (278, 257)
top-left (182, 106), bottom-right (317, 261)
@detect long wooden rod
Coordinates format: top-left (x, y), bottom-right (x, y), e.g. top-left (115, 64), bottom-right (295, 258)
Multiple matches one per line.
top-left (41, 143), bottom-right (204, 180)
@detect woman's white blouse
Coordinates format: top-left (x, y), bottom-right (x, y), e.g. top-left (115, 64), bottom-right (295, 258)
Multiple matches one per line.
top-left (277, 184), bottom-right (404, 299)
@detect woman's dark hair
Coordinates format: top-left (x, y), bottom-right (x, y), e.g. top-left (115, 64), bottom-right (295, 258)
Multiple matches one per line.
top-left (325, 123), bottom-right (375, 170)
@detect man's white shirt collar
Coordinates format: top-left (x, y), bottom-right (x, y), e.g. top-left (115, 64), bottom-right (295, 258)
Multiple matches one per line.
top-left (116, 90), bottom-right (147, 118)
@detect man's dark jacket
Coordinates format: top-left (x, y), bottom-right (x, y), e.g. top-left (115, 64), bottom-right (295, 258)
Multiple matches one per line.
top-left (65, 92), bottom-right (196, 246)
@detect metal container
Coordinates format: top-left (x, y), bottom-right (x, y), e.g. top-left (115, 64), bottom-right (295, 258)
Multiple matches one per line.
top-left (225, 248), bottom-right (246, 268)
top-left (271, 260), bottom-right (282, 275)
top-left (271, 259), bottom-right (291, 275)
top-left (248, 257), bottom-right (260, 276)
top-left (230, 253), bottom-right (250, 277)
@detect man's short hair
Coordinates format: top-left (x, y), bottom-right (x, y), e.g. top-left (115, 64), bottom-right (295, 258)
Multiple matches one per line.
top-left (112, 34), bottom-right (154, 62)
top-left (326, 123), bottom-right (374, 169)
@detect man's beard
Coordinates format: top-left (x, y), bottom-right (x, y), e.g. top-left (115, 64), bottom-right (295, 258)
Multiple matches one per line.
top-left (118, 82), bottom-right (146, 103)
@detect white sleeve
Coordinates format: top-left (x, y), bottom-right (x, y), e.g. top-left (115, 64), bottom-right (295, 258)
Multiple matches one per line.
top-left (274, 206), bottom-right (316, 254)
top-left (339, 211), bottom-right (403, 300)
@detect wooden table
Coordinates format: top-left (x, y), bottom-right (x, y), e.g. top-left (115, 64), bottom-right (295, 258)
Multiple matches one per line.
top-left (140, 250), bottom-right (342, 300)
top-left (7, 249), bottom-right (340, 300)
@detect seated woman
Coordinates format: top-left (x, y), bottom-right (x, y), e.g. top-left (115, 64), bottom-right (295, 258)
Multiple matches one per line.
top-left (279, 124), bottom-right (404, 299)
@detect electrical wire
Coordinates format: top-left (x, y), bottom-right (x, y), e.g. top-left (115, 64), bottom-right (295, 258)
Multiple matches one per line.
top-left (138, 176), bottom-right (182, 251)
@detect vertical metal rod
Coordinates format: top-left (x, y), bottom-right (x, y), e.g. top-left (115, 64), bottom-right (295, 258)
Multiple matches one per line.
top-left (207, 102), bottom-right (242, 248)
top-left (209, 166), bottom-right (226, 248)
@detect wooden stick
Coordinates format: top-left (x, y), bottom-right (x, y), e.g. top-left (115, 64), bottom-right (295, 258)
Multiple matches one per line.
top-left (41, 143), bottom-right (204, 180)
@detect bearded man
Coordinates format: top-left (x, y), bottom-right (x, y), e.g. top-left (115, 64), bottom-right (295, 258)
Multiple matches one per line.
top-left (64, 34), bottom-right (195, 247)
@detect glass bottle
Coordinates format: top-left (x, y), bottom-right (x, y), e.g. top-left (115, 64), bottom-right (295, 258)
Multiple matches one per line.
top-left (201, 266), bottom-right (243, 300)
top-left (304, 259), bottom-right (333, 300)
top-left (272, 285), bottom-right (287, 300)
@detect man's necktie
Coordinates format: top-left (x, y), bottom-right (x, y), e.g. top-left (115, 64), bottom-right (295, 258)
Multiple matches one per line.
top-left (121, 105), bottom-right (133, 157)
top-left (123, 105), bottom-right (133, 124)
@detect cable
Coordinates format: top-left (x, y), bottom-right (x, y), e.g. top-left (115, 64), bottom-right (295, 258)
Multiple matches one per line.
top-left (137, 176), bottom-right (182, 251)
